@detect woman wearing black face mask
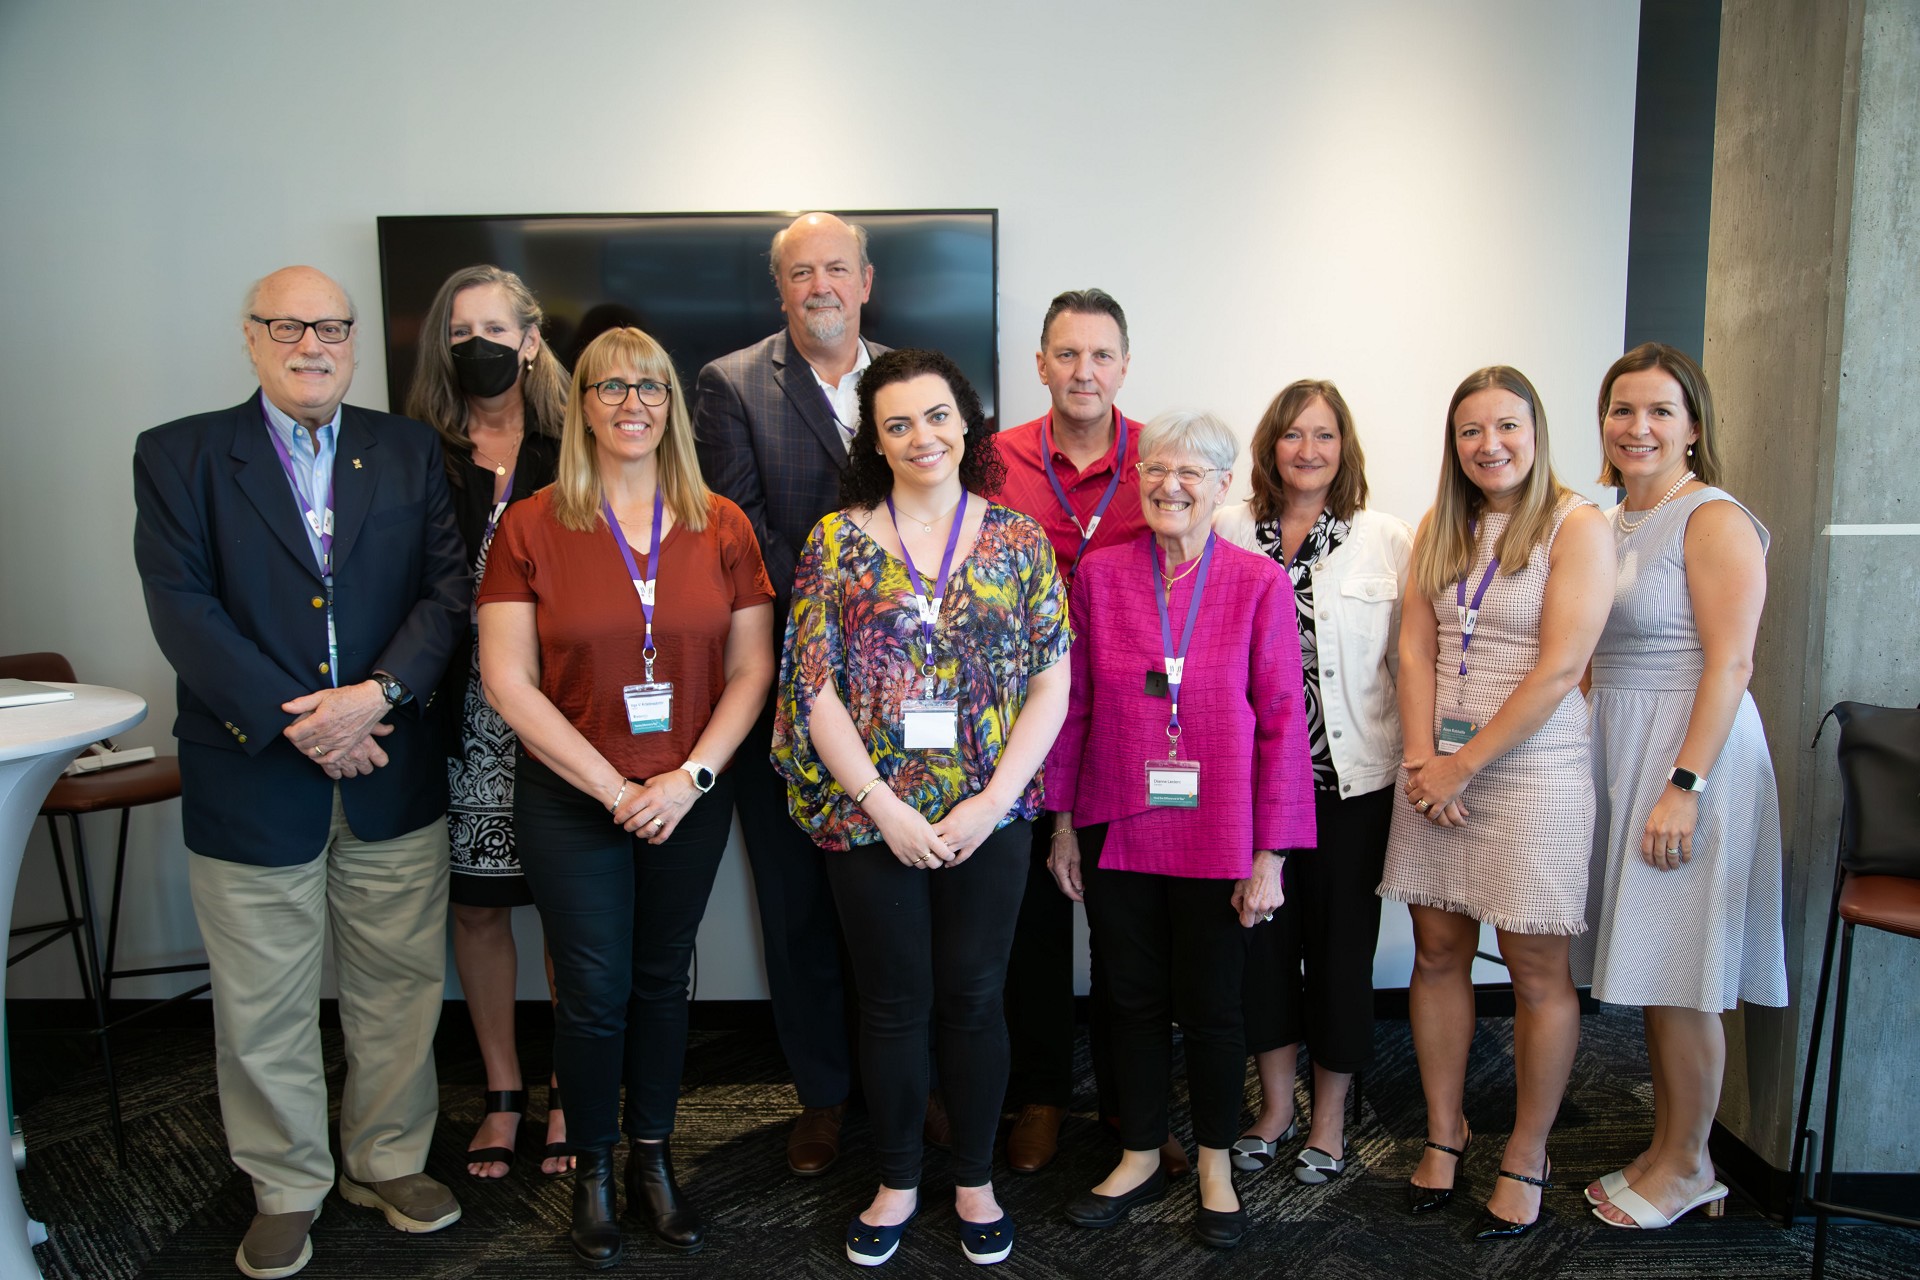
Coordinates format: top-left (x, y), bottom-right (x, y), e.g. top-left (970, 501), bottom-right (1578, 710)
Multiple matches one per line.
top-left (407, 264), bottom-right (571, 1181)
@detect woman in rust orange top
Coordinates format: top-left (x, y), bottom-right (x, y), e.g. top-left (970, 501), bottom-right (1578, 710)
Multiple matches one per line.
top-left (479, 327), bottom-right (773, 1267)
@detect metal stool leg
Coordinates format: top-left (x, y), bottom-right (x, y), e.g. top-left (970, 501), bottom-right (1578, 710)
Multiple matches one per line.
top-left (1789, 861), bottom-right (1846, 1223)
top-left (1811, 919), bottom-right (1857, 1280)
top-left (61, 814), bottom-right (125, 1165)
top-left (43, 818), bottom-right (96, 1008)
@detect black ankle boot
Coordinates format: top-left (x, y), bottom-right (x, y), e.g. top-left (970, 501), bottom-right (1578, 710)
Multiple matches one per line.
top-left (626, 1139), bottom-right (705, 1253)
top-left (570, 1148), bottom-right (623, 1269)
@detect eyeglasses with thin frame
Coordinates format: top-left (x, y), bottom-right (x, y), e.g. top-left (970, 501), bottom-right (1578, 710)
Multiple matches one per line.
top-left (589, 378), bottom-right (672, 408)
top-left (250, 315), bottom-right (354, 344)
top-left (1136, 461), bottom-right (1223, 487)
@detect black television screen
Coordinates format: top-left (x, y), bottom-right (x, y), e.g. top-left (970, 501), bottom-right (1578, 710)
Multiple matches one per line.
top-left (376, 210), bottom-right (999, 423)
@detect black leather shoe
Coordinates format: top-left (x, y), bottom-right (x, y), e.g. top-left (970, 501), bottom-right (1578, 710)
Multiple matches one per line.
top-left (1407, 1129), bottom-right (1473, 1214)
top-left (1063, 1166), bottom-right (1169, 1228)
top-left (570, 1148), bottom-right (623, 1270)
top-left (1473, 1158), bottom-right (1552, 1242)
top-left (1196, 1204), bottom-right (1247, 1250)
top-left (625, 1139), bottom-right (705, 1253)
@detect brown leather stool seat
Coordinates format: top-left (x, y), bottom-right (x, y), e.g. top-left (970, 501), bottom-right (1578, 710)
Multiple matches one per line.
top-left (1837, 873), bottom-right (1920, 939)
top-left (44, 757), bottom-right (183, 813)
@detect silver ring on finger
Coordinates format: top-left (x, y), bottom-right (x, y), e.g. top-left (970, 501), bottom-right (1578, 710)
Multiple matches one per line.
top-left (1666, 846), bottom-right (1681, 855)
top-left (653, 816), bottom-right (666, 828)
top-left (1414, 798), bottom-right (1432, 813)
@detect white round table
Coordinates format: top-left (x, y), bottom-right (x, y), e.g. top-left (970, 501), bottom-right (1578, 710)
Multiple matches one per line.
top-left (0, 682), bottom-right (147, 1279)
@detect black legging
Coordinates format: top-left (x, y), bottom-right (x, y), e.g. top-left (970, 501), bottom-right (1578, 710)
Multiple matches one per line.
top-left (825, 819), bottom-right (1029, 1188)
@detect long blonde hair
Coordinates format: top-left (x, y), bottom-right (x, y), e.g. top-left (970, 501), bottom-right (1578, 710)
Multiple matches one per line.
top-left (405, 265), bottom-right (567, 479)
top-left (551, 327), bottom-right (711, 534)
top-left (1409, 365), bottom-right (1573, 598)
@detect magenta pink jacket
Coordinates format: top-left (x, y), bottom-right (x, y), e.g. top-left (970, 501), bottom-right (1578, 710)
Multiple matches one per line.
top-left (1044, 534), bottom-right (1316, 878)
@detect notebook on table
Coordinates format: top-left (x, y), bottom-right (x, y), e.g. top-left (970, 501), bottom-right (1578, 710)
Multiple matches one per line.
top-left (0, 679), bottom-right (76, 709)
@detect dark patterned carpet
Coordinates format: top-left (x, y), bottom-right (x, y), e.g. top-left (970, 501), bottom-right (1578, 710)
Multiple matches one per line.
top-left (12, 1004), bottom-right (1909, 1278)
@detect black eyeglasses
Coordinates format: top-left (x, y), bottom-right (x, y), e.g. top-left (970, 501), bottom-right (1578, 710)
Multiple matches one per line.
top-left (589, 378), bottom-right (672, 408)
top-left (251, 315), bottom-right (354, 344)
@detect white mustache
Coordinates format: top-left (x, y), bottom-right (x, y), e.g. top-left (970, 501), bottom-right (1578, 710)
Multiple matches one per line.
top-left (290, 361), bottom-right (334, 373)
top-left (804, 296), bottom-right (842, 311)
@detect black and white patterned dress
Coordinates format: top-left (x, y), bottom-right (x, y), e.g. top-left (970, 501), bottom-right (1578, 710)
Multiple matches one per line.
top-left (1254, 509), bottom-right (1350, 793)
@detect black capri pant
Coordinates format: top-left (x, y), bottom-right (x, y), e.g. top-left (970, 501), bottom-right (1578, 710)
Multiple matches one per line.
top-left (1242, 784), bottom-right (1393, 1073)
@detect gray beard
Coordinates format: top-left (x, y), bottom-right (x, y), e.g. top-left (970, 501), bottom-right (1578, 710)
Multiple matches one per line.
top-left (802, 306), bottom-right (847, 343)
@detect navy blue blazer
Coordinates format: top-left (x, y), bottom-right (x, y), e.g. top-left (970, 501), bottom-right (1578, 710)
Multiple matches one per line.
top-left (693, 330), bottom-right (890, 609)
top-left (133, 394), bottom-right (470, 866)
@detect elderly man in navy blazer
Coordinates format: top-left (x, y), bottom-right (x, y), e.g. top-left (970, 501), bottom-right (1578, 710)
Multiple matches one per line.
top-left (695, 214), bottom-right (893, 1175)
top-left (134, 266), bottom-right (469, 1279)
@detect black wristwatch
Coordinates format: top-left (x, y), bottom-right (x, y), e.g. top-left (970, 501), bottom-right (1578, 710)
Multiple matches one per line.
top-left (373, 672), bottom-right (412, 707)
top-left (1666, 766), bottom-right (1707, 793)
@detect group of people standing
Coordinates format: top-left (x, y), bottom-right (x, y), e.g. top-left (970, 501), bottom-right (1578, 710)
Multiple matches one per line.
top-left (129, 211), bottom-right (1787, 1279)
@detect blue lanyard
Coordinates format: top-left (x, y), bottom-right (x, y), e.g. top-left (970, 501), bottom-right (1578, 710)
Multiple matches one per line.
top-left (888, 490), bottom-right (969, 694)
top-left (483, 468), bottom-right (515, 547)
top-left (1040, 410), bottom-right (1129, 572)
top-left (263, 413), bottom-right (334, 573)
top-left (1456, 522), bottom-right (1500, 678)
top-left (602, 486), bottom-right (665, 681)
top-left (1151, 532), bottom-right (1217, 749)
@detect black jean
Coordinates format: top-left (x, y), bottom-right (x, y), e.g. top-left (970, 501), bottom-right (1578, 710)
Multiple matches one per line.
top-left (1004, 823), bottom-right (1117, 1115)
top-left (826, 819), bottom-right (1029, 1188)
top-left (1079, 823), bottom-right (1252, 1152)
top-left (1243, 785), bottom-right (1393, 1072)
top-left (515, 754), bottom-right (732, 1150)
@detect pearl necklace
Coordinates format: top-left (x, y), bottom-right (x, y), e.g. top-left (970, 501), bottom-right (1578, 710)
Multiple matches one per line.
top-left (1618, 470), bottom-right (1695, 533)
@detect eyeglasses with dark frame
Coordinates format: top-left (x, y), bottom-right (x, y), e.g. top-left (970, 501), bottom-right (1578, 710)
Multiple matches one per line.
top-left (588, 378), bottom-right (672, 408)
top-left (1136, 461), bottom-right (1224, 487)
top-left (250, 315), bottom-right (354, 344)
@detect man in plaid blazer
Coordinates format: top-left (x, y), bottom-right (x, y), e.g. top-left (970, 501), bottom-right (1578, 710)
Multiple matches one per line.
top-left (694, 213), bottom-right (890, 1175)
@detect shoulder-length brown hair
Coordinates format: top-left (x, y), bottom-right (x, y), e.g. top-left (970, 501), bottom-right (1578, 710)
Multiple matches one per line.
top-left (1247, 379), bottom-right (1370, 523)
top-left (404, 265), bottom-right (568, 477)
top-left (551, 327), bottom-right (712, 534)
top-left (1409, 365), bottom-right (1574, 599)
top-left (1595, 342), bottom-right (1721, 487)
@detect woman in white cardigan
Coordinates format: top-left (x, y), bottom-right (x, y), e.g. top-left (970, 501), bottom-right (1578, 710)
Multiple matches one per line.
top-left (1214, 380), bottom-right (1412, 1184)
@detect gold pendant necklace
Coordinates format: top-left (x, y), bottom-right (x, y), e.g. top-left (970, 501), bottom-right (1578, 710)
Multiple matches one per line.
top-left (893, 495), bottom-right (963, 535)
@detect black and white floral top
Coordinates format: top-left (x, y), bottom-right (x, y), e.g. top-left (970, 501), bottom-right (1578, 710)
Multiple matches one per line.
top-left (1254, 509), bottom-right (1350, 793)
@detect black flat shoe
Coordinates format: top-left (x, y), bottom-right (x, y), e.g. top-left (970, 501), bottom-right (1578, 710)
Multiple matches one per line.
top-left (625, 1139), bottom-right (704, 1253)
top-left (1063, 1166), bottom-right (1169, 1228)
top-left (1407, 1128), bottom-right (1473, 1214)
top-left (1473, 1158), bottom-right (1553, 1241)
top-left (570, 1148), bottom-right (623, 1270)
top-left (1195, 1205), bottom-right (1247, 1250)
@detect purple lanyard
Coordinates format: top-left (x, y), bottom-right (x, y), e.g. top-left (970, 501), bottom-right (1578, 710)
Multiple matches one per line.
top-left (602, 487), bottom-right (665, 681)
top-left (483, 469), bottom-right (516, 547)
top-left (1040, 411), bottom-right (1129, 572)
top-left (887, 490), bottom-right (969, 692)
top-left (1151, 532), bottom-right (1217, 746)
top-left (263, 415), bottom-right (334, 573)
top-left (1456, 522), bottom-right (1500, 678)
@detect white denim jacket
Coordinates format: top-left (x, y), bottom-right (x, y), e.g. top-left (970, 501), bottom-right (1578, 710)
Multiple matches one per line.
top-left (1214, 503), bottom-right (1414, 798)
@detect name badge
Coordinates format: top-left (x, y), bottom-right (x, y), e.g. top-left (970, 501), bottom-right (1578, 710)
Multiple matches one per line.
top-left (902, 697), bottom-right (959, 750)
top-left (1145, 759), bottom-right (1201, 808)
top-left (1437, 715), bottom-right (1479, 755)
top-left (624, 682), bottom-right (673, 735)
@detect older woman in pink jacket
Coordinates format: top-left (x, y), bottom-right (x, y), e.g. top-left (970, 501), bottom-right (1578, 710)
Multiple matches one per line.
top-left (1046, 410), bottom-right (1316, 1252)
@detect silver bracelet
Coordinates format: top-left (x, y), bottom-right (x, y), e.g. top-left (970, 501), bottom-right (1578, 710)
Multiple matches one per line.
top-left (608, 779), bottom-right (632, 813)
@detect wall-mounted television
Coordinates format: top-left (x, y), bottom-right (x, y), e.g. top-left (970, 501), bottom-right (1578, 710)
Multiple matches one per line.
top-left (376, 210), bottom-right (999, 423)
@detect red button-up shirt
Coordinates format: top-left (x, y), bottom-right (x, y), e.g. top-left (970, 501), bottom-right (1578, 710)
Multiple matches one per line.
top-left (994, 408), bottom-right (1150, 579)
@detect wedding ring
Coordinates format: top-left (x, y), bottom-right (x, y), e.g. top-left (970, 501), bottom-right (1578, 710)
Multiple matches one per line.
top-left (1666, 846), bottom-right (1681, 854)
top-left (1414, 799), bottom-right (1432, 813)
top-left (652, 817), bottom-right (666, 828)
top-left (1262, 912), bottom-right (1275, 922)
top-left (311, 746), bottom-right (323, 758)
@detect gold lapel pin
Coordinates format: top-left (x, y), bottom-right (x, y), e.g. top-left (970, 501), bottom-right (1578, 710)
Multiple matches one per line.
top-left (352, 458), bottom-right (363, 469)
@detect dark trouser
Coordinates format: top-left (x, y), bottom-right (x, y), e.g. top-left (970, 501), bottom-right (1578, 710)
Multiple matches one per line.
top-left (826, 820), bottom-right (1029, 1188)
top-left (515, 754), bottom-right (732, 1150)
top-left (735, 697), bottom-right (854, 1109)
top-left (1243, 785), bottom-right (1393, 1072)
top-left (1079, 824), bottom-right (1251, 1152)
top-left (1004, 824), bottom-right (1116, 1115)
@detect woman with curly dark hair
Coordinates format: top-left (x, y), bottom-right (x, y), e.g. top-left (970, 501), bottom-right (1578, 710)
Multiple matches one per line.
top-left (773, 349), bottom-right (1069, 1268)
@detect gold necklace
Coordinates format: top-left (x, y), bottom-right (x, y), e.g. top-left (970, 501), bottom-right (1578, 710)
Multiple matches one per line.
top-left (1162, 557), bottom-right (1202, 587)
top-left (892, 495), bottom-right (963, 535)
top-left (471, 432), bottom-right (524, 477)
top-left (1618, 469), bottom-right (1695, 533)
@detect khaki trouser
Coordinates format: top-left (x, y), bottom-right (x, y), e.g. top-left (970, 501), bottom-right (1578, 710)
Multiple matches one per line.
top-left (188, 789), bottom-right (449, 1213)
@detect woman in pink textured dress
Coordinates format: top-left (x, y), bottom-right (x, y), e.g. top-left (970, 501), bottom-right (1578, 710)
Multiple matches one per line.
top-left (1377, 367), bottom-right (1614, 1241)
top-left (1046, 410), bottom-right (1316, 1251)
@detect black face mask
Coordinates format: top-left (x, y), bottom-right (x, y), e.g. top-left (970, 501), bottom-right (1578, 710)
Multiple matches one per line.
top-left (451, 335), bottom-right (523, 399)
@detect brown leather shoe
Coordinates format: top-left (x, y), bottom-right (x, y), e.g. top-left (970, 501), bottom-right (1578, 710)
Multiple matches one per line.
top-left (924, 1092), bottom-right (953, 1151)
top-left (1159, 1136), bottom-right (1191, 1180)
top-left (1006, 1104), bottom-right (1066, 1173)
top-left (787, 1103), bottom-right (847, 1176)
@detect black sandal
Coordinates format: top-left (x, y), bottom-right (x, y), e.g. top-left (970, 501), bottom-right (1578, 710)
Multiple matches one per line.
top-left (542, 1086), bottom-right (573, 1179)
top-left (464, 1088), bottom-right (526, 1179)
top-left (1474, 1157), bottom-right (1553, 1241)
top-left (1406, 1126), bottom-right (1473, 1214)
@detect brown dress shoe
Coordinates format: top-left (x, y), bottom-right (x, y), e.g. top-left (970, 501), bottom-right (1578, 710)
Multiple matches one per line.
top-left (1006, 1104), bottom-right (1066, 1173)
top-left (788, 1102), bottom-right (847, 1176)
top-left (924, 1092), bottom-right (953, 1151)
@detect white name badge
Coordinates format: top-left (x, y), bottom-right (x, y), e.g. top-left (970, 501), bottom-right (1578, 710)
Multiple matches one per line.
top-left (623, 681), bottom-right (673, 735)
top-left (1145, 759), bottom-right (1201, 808)
top-left (902, 697), bottom-right (960, 750)
top-left (1436, 714), bottom-right (1479, 755)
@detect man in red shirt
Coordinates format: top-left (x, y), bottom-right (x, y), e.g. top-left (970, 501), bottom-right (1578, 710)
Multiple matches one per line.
top-left (997, 289), bottom-right (1185, 1175)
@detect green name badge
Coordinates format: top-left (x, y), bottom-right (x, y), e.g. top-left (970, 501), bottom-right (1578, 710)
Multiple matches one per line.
top-left (1437, 716), bottom-right (1479, 755)
top-left (1146, 760), bottom-right (1200, 808)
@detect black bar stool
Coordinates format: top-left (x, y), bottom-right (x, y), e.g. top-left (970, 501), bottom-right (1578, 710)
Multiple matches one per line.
top-left (1789, 701), bottom-right (1920, 1277)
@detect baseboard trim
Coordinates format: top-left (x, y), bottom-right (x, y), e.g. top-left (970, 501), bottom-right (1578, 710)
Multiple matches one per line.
top-left (1709, 1120), bottom-right (1920, 1226)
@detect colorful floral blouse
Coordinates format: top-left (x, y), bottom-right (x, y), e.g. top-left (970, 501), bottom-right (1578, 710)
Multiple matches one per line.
top-left (773, 501), bottom-right (1071, 851)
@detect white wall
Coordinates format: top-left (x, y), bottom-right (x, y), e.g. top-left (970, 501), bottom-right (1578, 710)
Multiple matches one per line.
top-left (0, 0), bottom-right (1638, 1000)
